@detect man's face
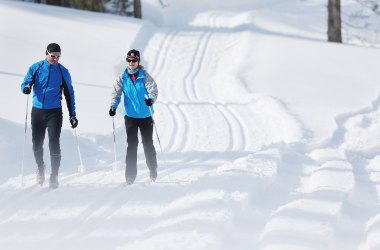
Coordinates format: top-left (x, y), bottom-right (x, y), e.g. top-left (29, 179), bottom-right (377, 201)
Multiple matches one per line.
top-left (46, 51), bottom-right (61, 65)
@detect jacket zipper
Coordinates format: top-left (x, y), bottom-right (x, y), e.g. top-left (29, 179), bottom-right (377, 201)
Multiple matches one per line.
top-left (42, 64), bottom-right (52, 109)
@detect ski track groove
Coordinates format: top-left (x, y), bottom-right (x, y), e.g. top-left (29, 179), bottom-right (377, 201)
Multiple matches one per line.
top-left (198, 32), bottom-right (242, 101)
top-left (161, 103), bottom-right (179, 152)
top-left (188, 32), bottom-right (213, 100)
top-left (158, 101), bottom-right (253, 153)
top-left (146, 31), bottom-right (168, 77)
top-left (172, 104), bottom-right (191, 152)
top-left (227, 104), bottom-right (249, 151)
top-left (213, 104), bottom-right (238, 151)
top-left (183, 32), bottom-right (211, 100)
top-left (149, 30), bottom-right (177, 83)
top-left (215, 104), bottom-right (248, 151)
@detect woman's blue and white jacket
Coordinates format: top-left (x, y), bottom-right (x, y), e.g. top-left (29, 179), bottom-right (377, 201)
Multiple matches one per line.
top-left (21, 60), bottom-right (76, 117)
top-left (110, 67), bottom-right (158, 118)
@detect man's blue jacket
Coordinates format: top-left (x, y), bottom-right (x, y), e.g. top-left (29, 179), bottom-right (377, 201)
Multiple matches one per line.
top-left (21, 60), bottom-right (76, 117)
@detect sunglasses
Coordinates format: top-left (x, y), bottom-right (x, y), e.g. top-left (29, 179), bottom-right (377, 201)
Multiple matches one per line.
top-left (47, 51), bottom-right (61, 59)
top-left (127, 59), bottom-right (138, 63)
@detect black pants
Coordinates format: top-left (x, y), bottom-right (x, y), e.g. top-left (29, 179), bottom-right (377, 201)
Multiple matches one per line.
top-left (124, 115), bottom-right (157, 182)
top-left (31, 107), bottom-right (63, 176)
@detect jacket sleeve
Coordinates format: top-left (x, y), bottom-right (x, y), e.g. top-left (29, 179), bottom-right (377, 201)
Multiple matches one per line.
top-left (61, 68), bottom-right (76, 117)
top-left (20, 62), bottom-right (41, 92)
top-left (110, 75), bottom-right (123, 109)
top-left (144, 71), bottom-right (158, 102)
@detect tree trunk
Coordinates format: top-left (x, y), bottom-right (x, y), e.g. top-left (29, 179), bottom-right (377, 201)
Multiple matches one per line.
top-left (327, 0), bottom-right (342, 43)
top-left (46, 0), bottom-right (60, 5)
top-left (134, 0), bottom-right (142, 19)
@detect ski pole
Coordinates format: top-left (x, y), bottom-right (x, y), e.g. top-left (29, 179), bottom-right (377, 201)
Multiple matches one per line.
top-left (21, 95), bottom-right (29, 186)
top-left (144, 95), bottom-right (172, 183)
top-left (150, 107), bottom-right (163, 153)
top-left (73, 128), bottom-right (85, 173)
top-left (112, 116), bottom-right (118, 171)
top-left (145, 94), bottom-right (162, 153)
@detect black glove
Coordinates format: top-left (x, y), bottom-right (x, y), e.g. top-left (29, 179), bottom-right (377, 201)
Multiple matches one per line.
top-left (23, 86), bottom-right (31, 95)
top-left (145, 98), bottom-right (154, 106)
top-left (70, 116), bottom-right (78, 129)
top-left (109, 107), bottom-right (116, 116)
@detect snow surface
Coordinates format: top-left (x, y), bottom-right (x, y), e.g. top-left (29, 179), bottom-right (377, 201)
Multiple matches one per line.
top-left (1, 0), bottom-right (380, 249)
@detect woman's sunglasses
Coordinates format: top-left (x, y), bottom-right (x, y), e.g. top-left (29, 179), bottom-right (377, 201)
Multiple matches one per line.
top-left (127, 59), bottom-right (138, 63)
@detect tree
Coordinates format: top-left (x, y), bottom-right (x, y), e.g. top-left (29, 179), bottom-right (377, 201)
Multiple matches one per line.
top-left (108, 0), bottom-right (132, 16)
top-left (71, 0), bottom-right (104, 12)
top-left (134, 0), bottom-right (142, 19)
top-left (46, 0), bottom-right (60, 5)
top-left (328, 0), bottom-right (343, 42)
top-left (29, 0), bottom-right (142, 18)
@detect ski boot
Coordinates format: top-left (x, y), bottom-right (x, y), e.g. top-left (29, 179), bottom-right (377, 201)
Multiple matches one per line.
top-left (37, 164), bottom-right (45, 185)
top-left (150, 169), bottom-right (157, 182)
top-left (49, 174), bottom-right (59, 189)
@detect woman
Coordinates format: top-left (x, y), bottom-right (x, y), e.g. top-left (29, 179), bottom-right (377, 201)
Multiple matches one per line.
top-left (109, 49), bottom-right (158, 185)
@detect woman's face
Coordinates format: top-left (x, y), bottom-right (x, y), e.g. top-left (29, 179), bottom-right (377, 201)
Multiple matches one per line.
top-left (127, 58), bottom-right (139, 70)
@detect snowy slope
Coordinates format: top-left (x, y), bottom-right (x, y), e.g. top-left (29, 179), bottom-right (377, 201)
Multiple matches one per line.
top-left (1, 0), bottom-right (380, 250)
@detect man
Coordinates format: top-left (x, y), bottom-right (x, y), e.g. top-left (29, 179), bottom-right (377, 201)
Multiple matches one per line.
top-left (109, 49), bottom-right (158, 185)
top-left (21, 43), bottom-right (78, 189)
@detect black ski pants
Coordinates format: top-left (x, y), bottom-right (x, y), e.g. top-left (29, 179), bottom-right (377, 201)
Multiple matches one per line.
top-left (124, 115), bottom-right (157, 182)
top-left (31, 107), bottom-right (63, 176)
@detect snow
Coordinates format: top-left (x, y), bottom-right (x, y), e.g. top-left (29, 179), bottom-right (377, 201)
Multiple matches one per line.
top-left (1, 0), bottom-right (380, 249)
